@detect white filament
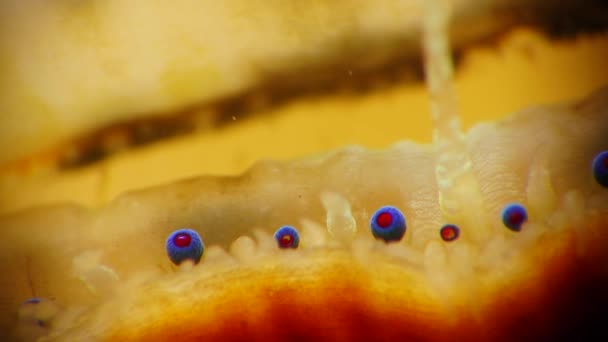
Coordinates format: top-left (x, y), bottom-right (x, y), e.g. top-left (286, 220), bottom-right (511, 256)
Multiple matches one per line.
top-left (421, 0), bottom-right (488, 242)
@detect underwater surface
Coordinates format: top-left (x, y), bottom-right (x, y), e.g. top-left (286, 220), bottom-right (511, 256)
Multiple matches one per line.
top-left (1, 1), bottom-right (608, 341)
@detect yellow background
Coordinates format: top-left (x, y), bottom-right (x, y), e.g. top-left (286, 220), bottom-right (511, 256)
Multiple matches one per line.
top-left (1, 29), bottom-right (607, 214)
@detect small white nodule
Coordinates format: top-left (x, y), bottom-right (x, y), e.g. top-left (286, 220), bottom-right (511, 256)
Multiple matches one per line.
top-left (320, 191), bottom-right (357, 243)
top-left (72, 251), bottom-right (120, 297)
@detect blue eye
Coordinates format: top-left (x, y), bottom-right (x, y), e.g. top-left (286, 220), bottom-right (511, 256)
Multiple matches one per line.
top-left (592, 151), bottom-right (608, 187)
top-left (501, 203), bottom-right (528, 232)
top-left (274, 226), bottom-right (300, 249)
top-left (18, 297), bottom-right (59, 328)
top-left (440, 224), bottom-right (460, 242)
top-left (166, 229), bottom-right (204, 265)
top-left (370, 206), bottom-right (407, 242)
top-left (23, 298), bottom-right (42, 305)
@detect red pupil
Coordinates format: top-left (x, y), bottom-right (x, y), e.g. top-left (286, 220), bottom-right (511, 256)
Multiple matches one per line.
top-left (280, 234), bottom-right (293, 246)
top-left (173, 233), bottom-right (192, 248)
top-left (510, 212), bottom-right (523, 223)
top-left (603, 156), bottom-right (608, 168)
top-left (442, 228), bottom-right (454, 239)
top-left (376, 212), bottom-right (393, 228)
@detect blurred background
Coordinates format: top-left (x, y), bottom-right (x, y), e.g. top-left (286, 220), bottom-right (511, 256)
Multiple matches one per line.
top-left (1, 0), bottom-right (607, 215)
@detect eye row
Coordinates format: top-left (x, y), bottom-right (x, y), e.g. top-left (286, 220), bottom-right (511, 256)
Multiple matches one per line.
top-left (165, 150), bottom-right (608, 266)
top-left (165, 203), bottom-right (526, 266)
